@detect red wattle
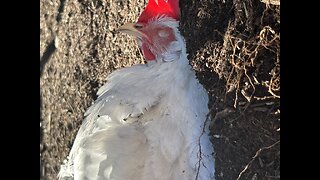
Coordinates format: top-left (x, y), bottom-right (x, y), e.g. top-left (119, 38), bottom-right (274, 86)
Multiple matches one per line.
top-left (142, 43), bottom-right (156, 61)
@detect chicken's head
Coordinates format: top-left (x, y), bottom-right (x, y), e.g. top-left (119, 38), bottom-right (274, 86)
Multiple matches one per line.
top-left (118, 0), bottom-right (181, 62)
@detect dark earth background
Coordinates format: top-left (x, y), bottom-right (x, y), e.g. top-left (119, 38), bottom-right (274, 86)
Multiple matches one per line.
top-left (40, 0), bottom-right (280, 179)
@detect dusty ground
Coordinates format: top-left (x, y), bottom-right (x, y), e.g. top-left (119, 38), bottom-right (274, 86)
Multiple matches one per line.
top-left (40, 0), bottom-right (280, 179)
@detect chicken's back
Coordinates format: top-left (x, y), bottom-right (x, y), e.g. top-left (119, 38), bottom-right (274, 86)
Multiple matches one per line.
top-left (58, 60), bottom-right (214, 180)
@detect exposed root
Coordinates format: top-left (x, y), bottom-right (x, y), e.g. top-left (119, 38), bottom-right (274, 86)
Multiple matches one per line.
top-left (215, 24), bottom-right (280, 107)
top-left (195, 103), bottom-right (216, 180)
top-left (236, 140), bottom-right (280, 180)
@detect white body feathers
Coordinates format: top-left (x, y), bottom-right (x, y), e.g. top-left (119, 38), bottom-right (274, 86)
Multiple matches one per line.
top-left (58, 18), bottom-right (215, 180)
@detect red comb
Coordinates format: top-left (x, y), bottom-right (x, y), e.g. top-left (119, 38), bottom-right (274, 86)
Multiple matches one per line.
top-left (138, 0), bottom-right (180, 23)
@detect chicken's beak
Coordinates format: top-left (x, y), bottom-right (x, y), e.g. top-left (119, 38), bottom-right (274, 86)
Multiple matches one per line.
top-left (117, 23), bottom-right (148, 40)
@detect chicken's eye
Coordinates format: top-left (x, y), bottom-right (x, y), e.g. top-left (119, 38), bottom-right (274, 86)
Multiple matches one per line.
top-left (134, 24), bottom-right (143, 29)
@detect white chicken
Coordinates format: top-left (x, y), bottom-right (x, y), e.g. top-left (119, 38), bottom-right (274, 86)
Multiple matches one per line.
top-left (58, 0), bottom-right (215, 179)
